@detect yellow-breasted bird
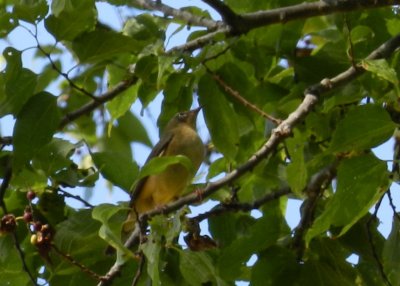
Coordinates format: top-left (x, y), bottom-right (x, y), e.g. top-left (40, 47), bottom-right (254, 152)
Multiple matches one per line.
top-left (122, 106), bottom-right (205, 238)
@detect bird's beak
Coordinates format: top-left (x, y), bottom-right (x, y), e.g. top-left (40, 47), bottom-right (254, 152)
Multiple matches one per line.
top-left (187, 106), bottom-right (202, 127)
top-left (192, 105), bottom-right (202, 115)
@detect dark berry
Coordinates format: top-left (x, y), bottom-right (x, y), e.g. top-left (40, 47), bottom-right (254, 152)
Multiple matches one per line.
top-left (0, 214), bottom-right (16, 233)
top-left (34, 222), bottom-right (42, 232)
top-left (23, 211), bottom-right (33, 223)
top-left (27, 191), bottom-right (36, 201)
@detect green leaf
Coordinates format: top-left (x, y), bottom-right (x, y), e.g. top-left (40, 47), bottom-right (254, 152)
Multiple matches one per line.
top-left (209, 212), bottom-right (255, 247)
top-left (32, 138), bottom-right (78, 175)
top-left (13, 92), bottom-right (61, 170)
top-left (54, 209), bottom-right (105, 267)
top-left (92, 203), bottom-right (132, 262)
top-left (135, 54), bottom-right (158, 83)
top-left (10, 166), bottom-right (48, 190)
top-left (44, 0), bottom-right (96, 41)
top-left (198, 74), bottom-right (239, 159)
top-left (0, 236), bottom-right (31, 286)
top-left (107, 84), bottom-right (139, 124)
top-left (141, 233), bottom-right (162, 285)
top-left (286, 130), bottom-right (308, 196)
top-left (300, 260), bottom-right (348, 286)
top-left (362, 59), bottom-right (399, 85)
top-left (251, 246), bottom-right (299, 286)
top-left (306, 154), bottom-right (389, 244)
top-left (13, 0), bottom-right (48, 23)
top-left (123, 13), bottom-right (165, 44)
top-left (386, 18), bottom-right (400, 36)
top-left (158, 73), bottom-right (194, 132)
top-left (330, 104), bottom-right (395, 152)
top-left (0, 48), bottom-right (37, 116)
top-left (72, 30), bottom-right (144, 63)
top-left (383, 214), bottom-right (400, 285)
top-left (38, 190), bottom-right (66, 225)
top-left (137, 155), bottom-right (194, 181)
top-left (53, 166), bottom-right (98, 188)
top-left (51, 0), bottom-right (73, 16)
top-left (115, 111), bottom-right (152, 147)
top-left (148, 213), bottom-right (183, 246)
top-left (179, 250), bottom-right (216, 285)
top-left (0, 11), bottom-right (18, 37)
top-left (92, 151), bottom-right (139, 192)
top-left (218, 201), bottom-right (289, 281)
top-left (138, 81), bottom-right (158, 108)
top-left (350, 25), bottom-right (374, 44)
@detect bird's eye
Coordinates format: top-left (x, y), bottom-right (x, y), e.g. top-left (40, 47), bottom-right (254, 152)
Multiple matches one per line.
top-left (177, 112), bottom-right (186, 121)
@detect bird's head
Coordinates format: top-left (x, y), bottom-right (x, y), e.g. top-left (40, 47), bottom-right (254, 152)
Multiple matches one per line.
top-left (166, 106), bottom-right (202, 131)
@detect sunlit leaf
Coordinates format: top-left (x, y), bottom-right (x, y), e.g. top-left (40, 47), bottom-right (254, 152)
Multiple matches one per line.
top-left (92, 151), bottom-right (139, 192)
top-left (198, 74), bottom-right (239, 160)
top-left (306, 154), bottom-right (389, 244)
top-left (13, 92), bottom-right (61, 170)
top-left (330, 104), bottom-right (395, 152)
top-left (362, 59), bottom-right (399, 85)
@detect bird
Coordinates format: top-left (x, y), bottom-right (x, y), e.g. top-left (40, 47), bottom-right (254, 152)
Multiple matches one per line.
top-left (122, 106), bottom-right (205, 240)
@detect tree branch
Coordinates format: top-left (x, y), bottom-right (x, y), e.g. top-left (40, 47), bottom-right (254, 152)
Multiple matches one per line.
top-left (291, 163), bottom-right (337, 259)
top-left (193, 187), bottom-right (291, 222)
top-left (0, 166), bottom-right (11, 214)
top-left (167, 0), bottom-right (398, 54)
top-left (367, 196), bottom-right (392, 286)
top-left (166, 28), bottom-right (229, 54)
top-left (134, 0), bottom-right (223, 30)
top-left (240, 0), bottom-right (398, 32)
top-left (0, 136), bottom-right (12, 147)
top-left (201, 0), bottom-right (242, 32)
top-left (12, 232), bottom-right (38, 286)
top-left (57, 188), bottom-right (94, 208)
top-left (59, 76), bottom-right (138, 129)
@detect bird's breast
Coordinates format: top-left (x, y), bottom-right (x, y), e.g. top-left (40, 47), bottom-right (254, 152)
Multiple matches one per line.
top-left (165, 125), bottom-right (205, 171)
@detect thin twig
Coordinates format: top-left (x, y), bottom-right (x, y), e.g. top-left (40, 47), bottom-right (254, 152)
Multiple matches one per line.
top-left (0, 136), bottom-right (12, 147)
top-left (291, 164), bottom-right (337, 260)
top-left (205, 65), bottom-right (281, 125)
top-left (0, 167), bottom-right (11, 214)
top-left (131, 253), bottom-right (145, 286)
top-left (202, 44), bottom-right (232, 63)
top-left (59, 76), bottom-right (138, 128)
top-left (57, 189), bottom-right (94, 208)
top-left (52, 244), bottom-right (104, 282)
top-left (387, 190), bottom-right (400, 222)
top-left (13, 232), bottom-right (39, 286)
top-left (367, 196), bottom-right (392, 286)
top-left (193, 187), bottom-right (291, 222)
top-left (36, 44), bottom-right (98, 101)
top-left (344, 17), bottom-right (357, 67)
top-left (22, 25), bottom-right (98, 101)
top-left (166, 28), bottom-right (230, 54)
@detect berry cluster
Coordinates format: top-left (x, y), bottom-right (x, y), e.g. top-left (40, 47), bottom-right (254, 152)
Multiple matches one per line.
top-left (0, 190), bottom-right (54, 260)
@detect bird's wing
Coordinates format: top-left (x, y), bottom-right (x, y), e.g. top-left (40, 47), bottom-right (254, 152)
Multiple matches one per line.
top-left (129, 131), bottom-right (174, 204)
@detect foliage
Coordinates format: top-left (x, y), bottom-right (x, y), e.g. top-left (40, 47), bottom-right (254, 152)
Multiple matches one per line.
top-left (0, 0), bottom-right (400, 285)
